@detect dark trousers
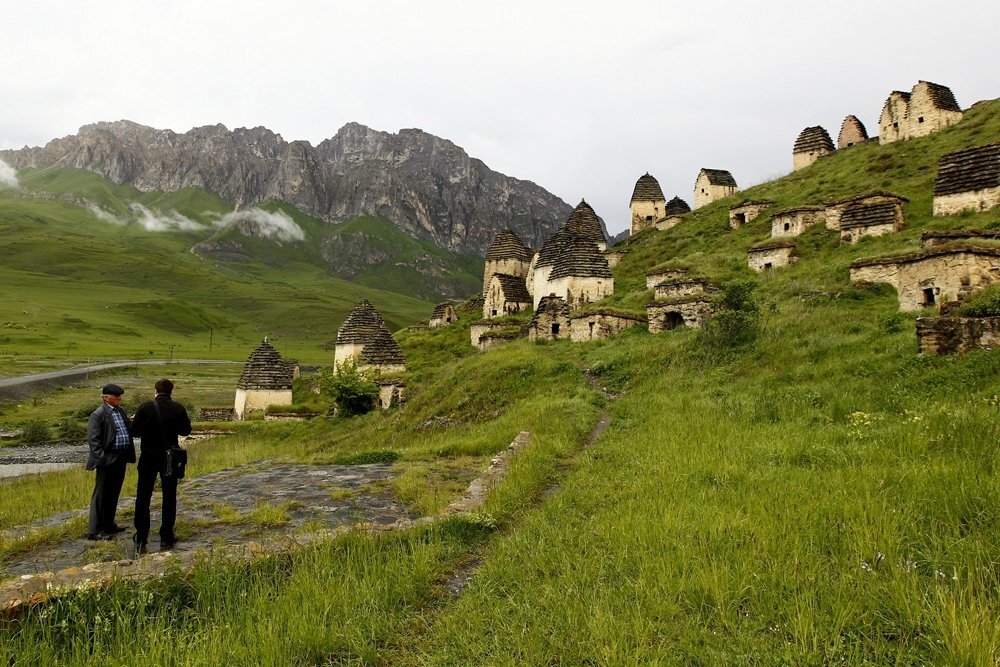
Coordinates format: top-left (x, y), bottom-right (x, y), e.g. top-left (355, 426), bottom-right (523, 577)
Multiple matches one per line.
top-left (87, 458), bottom-right (127, 535)
top-left (134, 452), bottom-right (178, 544)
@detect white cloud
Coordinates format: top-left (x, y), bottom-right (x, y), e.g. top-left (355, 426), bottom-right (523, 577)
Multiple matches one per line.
top-left (128, 202), bottom-right (203, 232)
top-left (0, 159), bottom-right (19, 189)
top-left (87, 204), bottom-right (125, 225)
top-left (214, 208), bottom-right (305, 243)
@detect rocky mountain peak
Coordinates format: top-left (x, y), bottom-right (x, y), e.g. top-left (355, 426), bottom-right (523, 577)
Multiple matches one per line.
top-left (1, 121), bottom-right (570, 254)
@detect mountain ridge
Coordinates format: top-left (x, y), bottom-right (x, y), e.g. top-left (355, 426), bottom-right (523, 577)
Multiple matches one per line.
top-left (1, 120), bottom-right (575, 255)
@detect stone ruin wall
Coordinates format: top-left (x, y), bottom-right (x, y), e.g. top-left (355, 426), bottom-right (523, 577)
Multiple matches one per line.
top-left (771, 209), bottom-right (823, 238)
top-left (568, 313), bottom-right (645, 342)
top-left (852, 253), bottom-right (1000, 311)
top-left (729, 203), bottom-right (771, 229)
top-left (934, 187), bottom-right (1000, 216)
top-left (549, 276), bottom-right (614, 311)
top-left (234, 388), bottom-right (294, 420)
top-left (840, 221), bottom-right (898, 244)
top-left (471, 321), bottom-right (520, 348)
top-left (528, 312), bottom-right (571, 342)
top-left (878, 92), bottom-right (911, 144)
top-left (653, 215), bottom-right (685, 232)
top-left (646, 269), bottom-right (687, 290)
top-left (917, 316), bottom-right (1000, 355)
top-left (647, 299), bottom-right (714, 332)
top-left (748, 246), bottom-right (795, 272)
top-left (603, 250), bottom-right (625, 269)
top-left (653, 280), bottom-right (715, 301)
top-left (376, 382), bottom-right (404, 409)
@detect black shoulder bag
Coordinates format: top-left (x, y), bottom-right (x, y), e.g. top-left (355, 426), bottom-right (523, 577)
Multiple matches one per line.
top-left (152, 400), bottom-right (188, 479)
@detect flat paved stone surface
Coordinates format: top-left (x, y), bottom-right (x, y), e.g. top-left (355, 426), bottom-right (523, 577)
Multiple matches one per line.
top-left (2, 461), bottom-right (413, 577)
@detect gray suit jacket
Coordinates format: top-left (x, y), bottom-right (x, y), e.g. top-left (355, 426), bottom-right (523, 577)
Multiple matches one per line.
top-left (86, 404), bottom-right (136, 470)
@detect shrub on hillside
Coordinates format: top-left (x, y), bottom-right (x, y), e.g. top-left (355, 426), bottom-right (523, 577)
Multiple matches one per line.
top-left (318, 360), bottom-right (378, 417)
top-left (698, 280), bottom-right (763, 351)
top-left (19, 419), bottom-right (51, 444)
top-left (958, 285), bottom-right (1000, 317)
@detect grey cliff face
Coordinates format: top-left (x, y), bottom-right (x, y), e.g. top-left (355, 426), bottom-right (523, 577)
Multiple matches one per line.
top-left (1, 120), bottom-right (572, 254)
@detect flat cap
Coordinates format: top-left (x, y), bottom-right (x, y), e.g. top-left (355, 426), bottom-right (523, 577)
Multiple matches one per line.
top-left (101, 383), bottom-right (125, 396)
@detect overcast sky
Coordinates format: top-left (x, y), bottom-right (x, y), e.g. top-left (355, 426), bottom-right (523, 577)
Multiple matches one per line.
top-left (3, 0), bottom-right (998, 235)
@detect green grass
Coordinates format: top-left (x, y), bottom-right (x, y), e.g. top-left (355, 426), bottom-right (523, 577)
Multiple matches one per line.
top-left (2, 99), bottom-right (1000, 663)
top-left (0, 174), bottom-right (438, 374)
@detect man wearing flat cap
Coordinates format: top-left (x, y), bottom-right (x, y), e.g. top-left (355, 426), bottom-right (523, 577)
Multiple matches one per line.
top-left (85, 383), bottom-right (135, 540)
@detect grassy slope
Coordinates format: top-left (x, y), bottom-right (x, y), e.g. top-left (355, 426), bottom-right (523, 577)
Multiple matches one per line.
top-left (0, 173), bottom-right (432, 368)
top-left (2, 102), bottom-right (1000, 664)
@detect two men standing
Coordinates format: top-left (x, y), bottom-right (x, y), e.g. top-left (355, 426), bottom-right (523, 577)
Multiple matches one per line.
top-left (85, 379), bottom-right (191, 553)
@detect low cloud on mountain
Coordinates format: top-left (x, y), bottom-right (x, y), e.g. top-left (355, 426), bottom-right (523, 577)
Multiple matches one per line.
top-left (213, 208), bottom-right (305, 242)
top-left (87, 204), bottom-right (126, 225)
top-left (0, 159), bottom-right (19, 189)
top-left (128, 202), bottom-right (203, 232)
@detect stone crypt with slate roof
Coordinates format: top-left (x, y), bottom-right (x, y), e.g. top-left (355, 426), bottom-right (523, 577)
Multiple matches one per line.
top-left (879, 81), bottom-right (963, 145)
top-left (694, 169), bottom-right (737, 209)
top-left (546, 234), bottom-right (614, 310)
top-left (234, 337), bottom-right (294, 420)
top-left (483, 229), bottom-right (533, 295)
top-left (629, 173), bottom-right (666, 236)
top-left (334, 299), bottom-right (386, 368)
top-left (484, 273), bottom-right (532, 318)
top-left (429, 302), bottom-right (458, 329)
top-left (933, 143), bottom-right (1000, 216)
top-left (792, 126), bottom-right (835, 171)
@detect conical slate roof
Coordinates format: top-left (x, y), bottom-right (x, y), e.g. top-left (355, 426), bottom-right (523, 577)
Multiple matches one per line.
top-left (490, 273), bottom-right (532, 304)
top-left (698, 169), bottom-right (737, 187)
top-left (485, 229), bottom-right (533, 262)
top-left (430, 302), bottom-right (455, 319)
top-left (934, 143), bottom-right (1000, 196)
top-left (630, 173), bottom-right (665, 203)
top-left (564, 199), bottom-right (607, 247)
top-left (336, 300), bottom-right (385, 344)
top-left (237, 338), bottom-right (294, 390)
top-left (840, 202), bottom-right (899, 230)
top-left (535, 227), bottom-right (572, 268)
top-left (359, 327), bottom-right (405, 366)
top-left (793, 126), bottom-right (835, 154)
top-left (533, 295), bottom-right (571, 317)
top-left (664, 196), bottom-right (691, 217)
top-left (549, 235), bottom-right (613, 280)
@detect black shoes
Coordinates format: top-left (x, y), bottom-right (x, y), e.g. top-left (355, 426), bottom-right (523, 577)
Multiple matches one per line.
top-left (86, 533), bottom-right (114, 541)
top-left (160, 537), bottom-right (177, 549)
top-left (107, 525), bottom-right (127, 534)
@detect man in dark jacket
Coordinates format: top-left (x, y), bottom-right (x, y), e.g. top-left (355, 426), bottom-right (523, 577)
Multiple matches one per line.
top-left (129, 378), bottom-right (192, 553)
top-left (86, 383), bottom-right (135, 540)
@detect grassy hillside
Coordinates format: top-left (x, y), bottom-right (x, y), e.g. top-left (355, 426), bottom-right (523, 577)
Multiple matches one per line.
top-left (0, 173), bottom-right (437, 371)
top-left (2, 101), bottom-right (1000, 663)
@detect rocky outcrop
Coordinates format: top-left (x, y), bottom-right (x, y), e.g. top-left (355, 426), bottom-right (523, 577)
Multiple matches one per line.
top-left (1, 120), bottom-right (571, 254)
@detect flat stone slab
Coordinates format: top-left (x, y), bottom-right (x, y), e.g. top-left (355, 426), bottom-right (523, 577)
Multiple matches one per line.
top-left (1, 461), bottom-right (412, 578)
